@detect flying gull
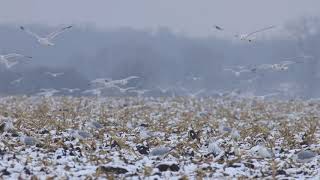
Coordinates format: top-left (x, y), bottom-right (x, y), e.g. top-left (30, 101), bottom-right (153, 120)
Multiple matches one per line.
top-left (61, 88), bottom-right (80, 93)
top-left (10, 77), bottom-right (24, 85)
top-left (129, 89), bottom-right (150, 97)
top-left (215, 25), bottom-right (276, 42)
top-left (0, 53), bottom-right (32, 68)
top-left (214, 25), bottom-right (224, 31)
top-left (45, 72), bottom-right (65, 77)
top-left (234, 25), bottom-right (276, 42)
top-left (37, 88), bottom-right (60, 97)
top-left (20, 25), bottom-right (72, 46)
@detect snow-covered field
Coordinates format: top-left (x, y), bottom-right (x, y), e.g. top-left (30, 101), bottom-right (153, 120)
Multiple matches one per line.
top-left (0, 96), bottom-right (319, 179)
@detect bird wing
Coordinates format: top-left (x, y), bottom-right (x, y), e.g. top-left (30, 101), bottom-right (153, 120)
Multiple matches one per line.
top-left (257, 64), bottom-right (273, 70)
top-left (45, 72), bottom-right (54, 76)
top-left (4, 53), bottom-right (32, 60)
top-left (20, 26), bottom-right (41, 39)
top-left (55, 73), bottom-right (64, 76)
top-left (281, 56), bottom-right (308, 61)
top-left (124, 76), bottom-right (139, 81)
top-left (125, 87), bottom-right (136, 91)
top-left (264, 92), bottom-right (280, 97)
top-left (47, 25), bottom-right (72, 40)
top-left (281, 60), bottom-right (305, 66)
top-left (239, 69), bottom-right (251, 73)
top-left (193, 89), bottom-right (206, 96)
top-left (214, 25), bottom-right (224, 31)
top-left (4, 60), bottom-right (19, 68)
top-left (244, 25), bottom-right (276, 38)
top-left (223, 68), bottom-right (235, 72)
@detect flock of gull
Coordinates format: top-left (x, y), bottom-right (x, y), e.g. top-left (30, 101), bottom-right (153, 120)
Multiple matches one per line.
top-left (0, 24), bottom-right (319, 179)
top-left (0, 25), bottom-right (149, 97)
top-left (0, 24), bottom-right (315, 99)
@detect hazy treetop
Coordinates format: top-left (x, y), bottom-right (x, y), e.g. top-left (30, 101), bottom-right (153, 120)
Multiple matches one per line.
top-left (0, 0), bottom-right (319, 37)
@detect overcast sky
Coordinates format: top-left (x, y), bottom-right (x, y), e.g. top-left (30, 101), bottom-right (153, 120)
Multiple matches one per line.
top-left (1, 0), bottom-right (320, 37)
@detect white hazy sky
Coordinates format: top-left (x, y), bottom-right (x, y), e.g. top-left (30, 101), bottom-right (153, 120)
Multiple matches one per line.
top-left (1, 0), bottom-right (319, 37)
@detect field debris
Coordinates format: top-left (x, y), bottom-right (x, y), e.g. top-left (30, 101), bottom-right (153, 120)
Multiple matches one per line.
top-left (0, 96), bottom-right (319, 179)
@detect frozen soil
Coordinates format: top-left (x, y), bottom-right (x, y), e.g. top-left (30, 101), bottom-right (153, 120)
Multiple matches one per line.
top-left (0, 96), bottom-right (319, 179)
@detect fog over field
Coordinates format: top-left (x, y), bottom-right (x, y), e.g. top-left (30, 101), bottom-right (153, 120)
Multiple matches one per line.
top-left (0, 1), bottom-right (320, 99)
top-left (0, 18), bottom-right (319, 98)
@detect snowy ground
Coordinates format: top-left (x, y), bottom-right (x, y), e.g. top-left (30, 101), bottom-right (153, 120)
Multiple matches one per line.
top-left (0, 96), bottom-right (319, 179)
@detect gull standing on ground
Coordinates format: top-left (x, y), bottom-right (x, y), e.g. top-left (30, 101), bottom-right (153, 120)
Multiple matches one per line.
top-left (20, 25), bottom-right (72, 46)
top-left (70, 130), bottom-right (92, 140)
top-left (0, 53), bottom-right (32, 69)
top-left (20, 135), bottom-right (38, 146)
top-left (293, 150), bottom-right (317, 163)
top-left (250, 144), bottom-right (272, 158)
top-left (87, 121), bottom-right (103, 130)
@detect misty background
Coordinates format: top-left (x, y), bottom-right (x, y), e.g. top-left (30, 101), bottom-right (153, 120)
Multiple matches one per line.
top-left (1, 4), bottom-right (320, 98)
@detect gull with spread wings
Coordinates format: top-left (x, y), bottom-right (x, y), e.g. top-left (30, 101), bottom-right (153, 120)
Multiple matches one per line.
top-left (235, 25), bottom-right (276, 42)
top-left (10, 77), bottom-right (24, 85)
top-left (61, 88), bottom-right (81, 93)
top-left (253, 59), bottom-right (309, 72)
top-left (82, 88), bottom-right (104, 97)
top-left (45, 72), bottom-right (64, 77)
top-left (0, 53), bottom-right (32, 68)
top-left (224, 66), bottom-right (255, 77)
top-left (214, 25), bottom-right (276, 42)
top-left (20, 25), bottom-right (72, 46)
top-left (36, 88), bottom-right (60, 97)
top-left (129, 89), bottom-right (150, 97)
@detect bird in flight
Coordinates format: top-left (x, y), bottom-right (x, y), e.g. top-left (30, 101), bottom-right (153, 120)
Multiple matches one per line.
top-left (109, 76), bottom-right (140, 86)
top-left (253, 92), bottom-right (280, 100)
top-left (224, 66), bottom-right (255, 77)
top-left (61, 88), bottom-right (80, 93)
top-left (129, 89), bottom-right (150, 97)
top-left (45, 72), bottom-right (64, 77)
top-left (37, 88), bottom-right (60, 97)
top-left (10, 77), bottom-right (24, 85)
top-left (188, 89), bottom-right (206, 98)
top-left (20, 25), bottom-right (72, 46)
top-left (253, 60), bottom-right (308, 72)
top-left (113, 86), bottom-right (136, 94)
top-left (82, 88), bottom-right (104, 97)
top-left (214, 25), bottom-right (276, 42)
top-left (0, 53), bottom-right (32, 68)
top-left (214, 25), bottom-right (224, 31)
top-left (157, 86), bottom-right (174, 94)
top-left (89, 78), bottom-right (112, 86)
top-left (234, 25), bottom-right (276, 42)
top-left (89, 76), bottom-right (139, 88)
